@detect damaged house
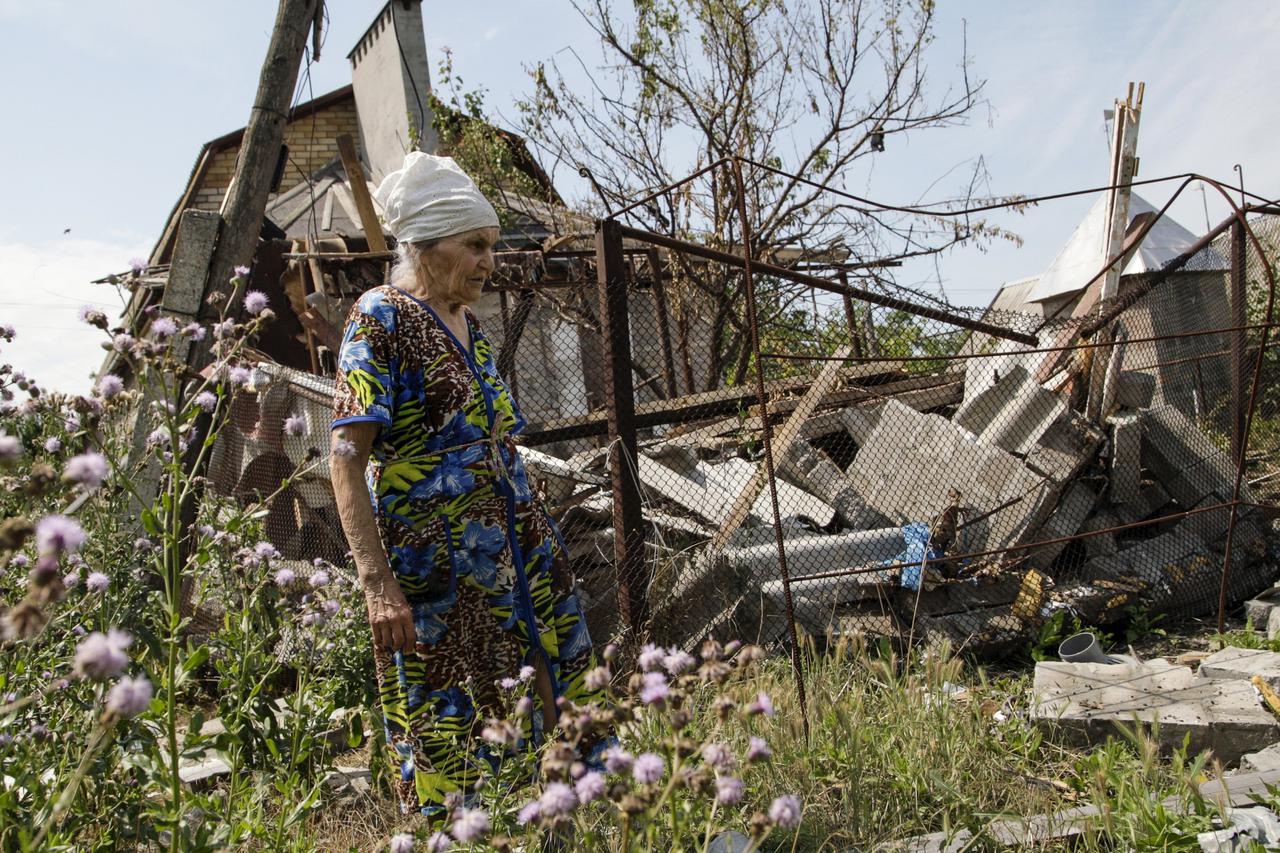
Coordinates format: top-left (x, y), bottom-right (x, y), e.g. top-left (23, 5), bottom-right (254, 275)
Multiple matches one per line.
top-left (101, 22), bottom-right (1277, 657)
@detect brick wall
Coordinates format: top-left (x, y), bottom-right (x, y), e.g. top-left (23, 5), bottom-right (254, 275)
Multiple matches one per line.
top-left (190, 96), bottom-right (362, 211)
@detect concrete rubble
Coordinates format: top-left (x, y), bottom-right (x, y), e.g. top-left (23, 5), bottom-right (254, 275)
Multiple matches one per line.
top-left (514, 339), bottom-right (1275, 653)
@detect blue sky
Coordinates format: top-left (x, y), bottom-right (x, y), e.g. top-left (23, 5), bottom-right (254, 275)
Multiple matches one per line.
top-left (2, 0), bottom-right (1276, 392)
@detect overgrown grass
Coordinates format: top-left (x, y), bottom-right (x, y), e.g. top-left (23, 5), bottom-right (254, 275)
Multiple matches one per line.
top-left (303, 634), bottom-right (1242, 851)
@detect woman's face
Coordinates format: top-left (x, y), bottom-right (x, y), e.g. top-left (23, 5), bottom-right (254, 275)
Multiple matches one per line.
top-left (417, 226), bottom-right (499, 306)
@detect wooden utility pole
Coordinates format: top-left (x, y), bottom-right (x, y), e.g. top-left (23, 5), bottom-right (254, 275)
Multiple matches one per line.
top-left (1086, 83), bottom-right (1144, 421)
top-left (204, 0), bottom-right (322, 324)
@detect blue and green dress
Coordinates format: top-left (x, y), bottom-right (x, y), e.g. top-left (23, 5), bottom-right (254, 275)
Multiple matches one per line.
top-left (332, 284), bottom-right (602, 814)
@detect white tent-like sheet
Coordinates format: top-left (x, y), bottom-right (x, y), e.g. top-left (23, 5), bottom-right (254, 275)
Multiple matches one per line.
top-left (1026, 192), bottom-right (1225, 303)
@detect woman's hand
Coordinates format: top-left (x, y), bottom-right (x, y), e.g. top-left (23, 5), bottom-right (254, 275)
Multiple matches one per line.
top-left (365, 579), bottom-right (415, 654)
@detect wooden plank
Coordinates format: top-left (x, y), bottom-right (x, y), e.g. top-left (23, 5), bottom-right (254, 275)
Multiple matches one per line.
top-left (706, 345), bottom-right (853, 554)
top-left (335, 134), bottom-right (388, 253)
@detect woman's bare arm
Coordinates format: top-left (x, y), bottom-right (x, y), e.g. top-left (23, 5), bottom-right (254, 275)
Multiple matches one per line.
top-left (330, 422), bottom-right (415, 654)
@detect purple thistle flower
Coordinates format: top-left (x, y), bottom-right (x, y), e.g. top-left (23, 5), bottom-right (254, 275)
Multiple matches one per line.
top-left (145, 427), bottom-right (168, 448)
top-left (212, 319), bottom-right (235, 339)
top-left (575, 770), bottom-right (606, 803)
top-left (36, 515), bottom-right (86, 555)
top-left (450, 807), bottom-right (489, 843)
top-left (332, 439), bottom-right (357, 459)
top-left (604, 747), bottom-right (634, 775)
top-left (632, 752), bottom-right (665, 784)
top-left (746, 736), bottom-right (772, 762)
top-left (79, 306), bottom-right (108, 328)
top-left (182, 322), bottom-right (206, 341)
top-left (498, 677), bottom-right (518, 690)
top-left (105, 675), bottom-right (153, 718)
top-left (388, 833), bottom-right (415, 853)
top-left (64, 452), bottom-right (109, 491)
top-left (43, 437), bottom-right (61, 453)
top-left (715, 775), bottom-right (745, 805)
top-left (516, 800), bottom-right (541, 825)
top-left (193, 391), bottom-right (218, 412)
top-left (85, 572), bottom-right (109, 593)
top-left (233, 265), bottom-right (251, 280)
top-left (768, 794), bottom-right (802, 828)
top-left (283, 414), bottom-right (306, 437)
top-left (663, 649), bottom-right (696, 676)
top-left (322, 599), bottom-right (340, 616)
top-left (308, 570), bottom-right (330, 588)
top-left (243, 291), bottom-right (269, 315)
top-left (638, 643), bottom-right (666, 672)
top-left (519, 664), bottom-right (536, 682)
top-left (134, 537), bottom-right (154, 552)
top-left (228, 366), bottom-right (251, 386)
top-left (151, 317), bottom-right (178, 338)
top-left (749, 690), bottom-right (775, 717)
top-left (514, 696), bottom-right (533, 717)
top-left (10, 554), bottom-right (28, 568)
top-left (111, 332), bottom-right (135, 352)
top-left (639, 671), bottom-right (669, 706)
top-left (273, 567), bottom-right (296, 587)
top-left (0, 434), bottom-right (20, 461)
top-left (539, 782), bottom-right (577, 817)
top-left (584, 665), bottom-right (611, 692)
top-left (63, 570), bottom-right (81, 589)
top-left (129, 257), bottom-right (147, 275)
top-left (74, 629), bottom-right (131, 681)
top-left (701, 741), bottom-right (736, 772)
top-left (96, 375), bottom-right (124, 399)
top-left (423, 832), bottom-right (450, 853)
top-left (254, 541), bottom-right (280, 560)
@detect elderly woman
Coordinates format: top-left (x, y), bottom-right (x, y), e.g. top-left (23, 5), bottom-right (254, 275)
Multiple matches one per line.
top-left (330, 152), bottom-right (603, 815)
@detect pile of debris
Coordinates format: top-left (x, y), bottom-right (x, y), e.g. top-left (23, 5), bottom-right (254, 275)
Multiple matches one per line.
top-left (526, 350), bottom-right (1272, 653)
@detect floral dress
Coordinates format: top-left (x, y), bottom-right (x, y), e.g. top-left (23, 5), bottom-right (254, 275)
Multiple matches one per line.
top-left (332, 284), bottom-right (602, 814)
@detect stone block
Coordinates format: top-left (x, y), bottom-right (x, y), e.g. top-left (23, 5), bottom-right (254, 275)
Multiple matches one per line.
top-left (847, 400), bottom-right (1057, 553)
top-left (780, 439), bottom-right (880, 529)
top-left (1115, 371), bottom-right (1157, 409)
top-left (1241, 743), bottom-right (1280, 773)
top-left (1141, 405), bottom-right (1249, 509)
top-left (1114, 480), bottom-right (1173, 526)
top-left (179, 755), bottom-right (232, 789)
top-left (1080, 512), bottom-right (1119, 557)
top-left (1245, 589), bottom-right (1280, 630)
top-left (1027, 482), bottom-right (1097, 570)
top-left (1199, 646), bottom-right (1280, 688)
top-left (839, 403), bottom-right (882, 448)
top-left (1268, 608), bottom-right (1280, 642)
top-left (952, 365), bottom-right (1068, 455)
top-left (1108, 413), bottom-right (1142, 505)
top-left (164, 209), bottom-right (221, 318)
top-left (1032, 660), bottom-right (1280, 766)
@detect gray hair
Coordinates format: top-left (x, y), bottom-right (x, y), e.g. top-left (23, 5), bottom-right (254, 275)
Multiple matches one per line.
top-left (388, 238), bottom-right (440, 289)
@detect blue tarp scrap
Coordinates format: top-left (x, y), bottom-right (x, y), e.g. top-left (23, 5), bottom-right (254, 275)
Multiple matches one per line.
top-left (882, 522), bottom-right (946, 591)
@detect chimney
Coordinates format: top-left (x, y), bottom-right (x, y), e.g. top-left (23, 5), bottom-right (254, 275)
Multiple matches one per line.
top-left (347, 0), bottom-right (438, 183)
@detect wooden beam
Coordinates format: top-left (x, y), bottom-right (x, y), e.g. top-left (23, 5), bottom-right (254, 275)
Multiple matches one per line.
top-left (706, 345), bottom-right (854, 554)
top-left (336, 133), bottom-right (388, 253)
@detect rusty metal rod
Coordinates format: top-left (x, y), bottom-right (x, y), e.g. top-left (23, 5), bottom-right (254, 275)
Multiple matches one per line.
top-left (615, 224), bottom-right (1039, 345)
top-left (729, 157), bottom-right (810, 740)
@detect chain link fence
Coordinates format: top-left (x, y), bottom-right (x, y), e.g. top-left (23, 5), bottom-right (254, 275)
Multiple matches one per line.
top-left (194, 180), bottom-right (1280, 662)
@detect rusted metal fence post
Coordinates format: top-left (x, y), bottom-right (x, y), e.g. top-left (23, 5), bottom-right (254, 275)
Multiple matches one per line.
top-left (595, 219), bottom-right (650, 639)
top-left (1231, 218), bottom-right (1248, 464)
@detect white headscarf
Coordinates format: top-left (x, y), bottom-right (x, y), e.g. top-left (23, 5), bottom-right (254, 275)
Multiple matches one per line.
top-left (373, 152), bottom-right (499, 244)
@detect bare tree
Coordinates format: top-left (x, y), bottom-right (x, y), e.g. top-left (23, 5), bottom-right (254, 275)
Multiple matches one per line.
top-left (515, 0), bottom-right (1013, 391)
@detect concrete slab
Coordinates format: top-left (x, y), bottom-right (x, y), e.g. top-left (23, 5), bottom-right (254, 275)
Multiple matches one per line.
top-left (1032, 660), bottom-right (1280, 766)
top-left (1027, 482), bottom-right (1097, 570)
top-left (781, 439), bottom-right (880, 529)
top-left (847, 399), bottom-right (1059, 553)
top-left (1142, 405), bottom-right (1250, 509)
top-left (724, 527), bottom-right (903, 582)
top-left (1268, 608), bottom-right (1280, 642)
top-left (1114, 480), bottom-right (1173, 526)
top-left (700, 457), bottom-right (837, 528)
top-left (1108, 413), bottom-right (1142, 505)
top-left (1116, 370), bottom-right (1157, 409)
top-left (1199, 646), bottom-right (1280, 688)
top-left (1244, 590), bottom-right (1280, 631)
top-left (1080, 512), bottom-right (1120, 557)
top-left (1240, 743), bottom-right (1280, 773)
top-left (952, 365), bottom-right (1068, 455)
top-left (839, 403), bottom-right (883, 448)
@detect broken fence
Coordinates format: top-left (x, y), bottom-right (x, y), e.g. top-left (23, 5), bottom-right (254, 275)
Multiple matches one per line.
top-left (198, 164), bottom-right (1280, 678)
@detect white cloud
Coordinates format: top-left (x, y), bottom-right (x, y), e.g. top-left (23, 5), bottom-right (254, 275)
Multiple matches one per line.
top-left (0, 238), bottom-right (147, 395)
